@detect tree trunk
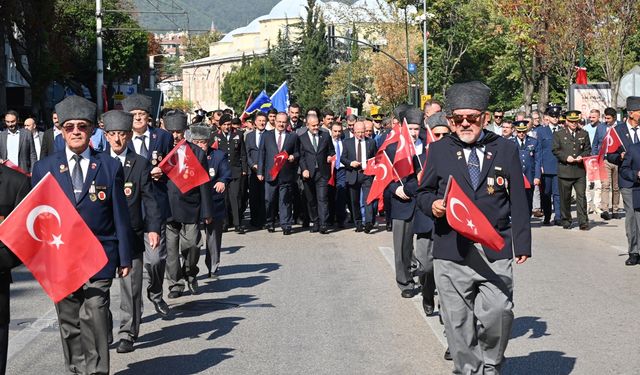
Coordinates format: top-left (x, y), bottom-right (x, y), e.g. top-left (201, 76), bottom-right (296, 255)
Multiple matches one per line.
top-left (537, 70), bottom-right (549, 114)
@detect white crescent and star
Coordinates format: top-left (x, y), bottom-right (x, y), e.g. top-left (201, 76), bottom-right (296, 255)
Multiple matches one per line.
top-left (587, 158), bottom-right (597, 169)
top-left (26, 205), bottom-right (64, 250)
top-left (376, 163), bottom-right (388, 180)
top-left (397, 132), bottom-right (406, 152)
top-left (449, 198), bottom-right (477, 233)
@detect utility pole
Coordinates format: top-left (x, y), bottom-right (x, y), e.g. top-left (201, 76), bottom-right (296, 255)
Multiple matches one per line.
top-left (96, 0), bottom-right (104, 114)
top-left (423, 0), bottom-right (428, 97)
top-left (404, 6), bottom-right (412, 104)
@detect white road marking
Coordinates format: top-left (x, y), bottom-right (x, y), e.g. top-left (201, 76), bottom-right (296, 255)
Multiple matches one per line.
top-left (7, 306), bottom-right (58, 361)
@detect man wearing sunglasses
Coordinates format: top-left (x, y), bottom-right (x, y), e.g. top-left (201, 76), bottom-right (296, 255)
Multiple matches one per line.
top-left (31, 96), bottom-right (133, 375)
top-left (486, 109), bottom-right (504, 135)
top-left (416, 81), bottom-right (531, 374)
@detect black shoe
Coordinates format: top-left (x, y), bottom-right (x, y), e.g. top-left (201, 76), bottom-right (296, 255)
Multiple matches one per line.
top-left (401, 289), bottom-right (414, 298)
top-left (355, 224), bottom-right (364, 232)
top-left (542, 220), bottom-right (552, 226)
top-left (167, 290), bottom-right (182, 299)
top-left (235, 226), bottom-right (246, 234)
top-left (625, 254), bottom-right (640, 266)
top-left (554, 220), bottom-right (563, 226)
top-left (222, 225), bottom-right (228, 232)
top-left (600, 211), bottom-right (611, 220)
top-left (364, 223), bottom-right (373, 233)
top-left (579, 223), bottom-right (589, 230)
top-left (562, 223), bottom-right (571, 229)
top-left (422, 300), bottom-right (435, 316)
top-left (310, 226), bottom-right (319, 233)
top-left (116, 339), bottom-right (134, 354)
top-left (319, 225), bottom-right (328, 234)
top-left (152, 300), bottom-right (171, 318)
top-left (386, 222), bottom-right (393, 231)
top-left (283, 227), bottom-right (292, 235)
top-left (187, 279), bottom-right (198, 294)
top-left (444, 347), bottom-right (452, 361)
top-left (266, 224), bottom-right (275, 233)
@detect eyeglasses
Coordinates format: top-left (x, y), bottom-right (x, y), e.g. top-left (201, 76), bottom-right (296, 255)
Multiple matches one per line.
top-left (449, 113), bottom-right (483, 125)
top-left (433, 132), bottom-right (448, 138)
top-left (494, 115), bottom-right (503, 119)
top-left (62, 123), bottom-right (91, 133)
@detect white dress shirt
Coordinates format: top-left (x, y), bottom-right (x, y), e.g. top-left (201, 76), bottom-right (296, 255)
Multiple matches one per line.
top-left (275, 131), bottom-right (287, 151)
top-left (33, 131), bottom-right (42, 159)
top-left (6, 130), bottom-right (20, 165)
top-left (463, 145), bottom-right (485, 170)
top-left (66, 146), bottom-right (91, 184)
top-left (355, 137), bottom-right (367, 165)
top-left (133, 128), bottom-right (151, 154)
top-left (110, 148), bottom-right (127, 167)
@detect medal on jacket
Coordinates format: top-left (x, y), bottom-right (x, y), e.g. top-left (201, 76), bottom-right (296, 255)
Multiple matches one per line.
top-left (151, 150), bottom-right (159, 165)
top-left (209, 168), bottom-right (216, 177)
top-left (124, 182), bottom-right (133, 197)
top-left (89, 182), bottom-right (97, 201)
top-left (487, 177), bottom-right (495, 195)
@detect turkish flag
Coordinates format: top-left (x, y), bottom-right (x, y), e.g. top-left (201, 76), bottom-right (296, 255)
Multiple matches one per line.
top-left (0, 173), bottom-right (107, 302)
top-left (1, 159), bottom-right (30, 177)
top-left (159, 139), bottom-right (210, 193)
top-left (269, 150), bottom-right (289, 180)
top-left (210, 138), bottom-right (219, 150)
top-left (599, 127), bottom-right (624, 157)
top-left (576, 67), bottom-right (588, 85)
top-left (393, 119), bottom-right (415, 179)
top-left (583, 155), bottom-right (604, 181)
top-left (366, 151), bottom-right (395, 204)
top-left (445, 177), bottom-right (505, 252)
top-left (328, 155), bottom-right (336, 186)
top-left (523, 174), bottom-right (531, 189)
top-left (378, 123), bottom-right (401, 152)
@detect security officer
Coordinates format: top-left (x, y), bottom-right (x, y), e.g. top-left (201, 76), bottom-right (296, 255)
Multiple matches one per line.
top-left (31, 96), bottom-right (133, 375)
top-left (163, 110), bottom-right (214, 298)
top-left (513, 120), bottom-right (541, 215)
top-left (103, 110), bottom-right (163, 354)
top-left (0, 164), bottom-right (29, 374)
top-left (552, 110), bottom-right (591, 229)
top-left (191, 125), bottom-right (231, 278)
top-left (537, 105), bottom-right (563, 225)
top-left (215, 114), bottom-right (248, 233)
top-left (122, 94), bottom-right (173, 313)
top-left (416, 81), bottom-right (531, 373)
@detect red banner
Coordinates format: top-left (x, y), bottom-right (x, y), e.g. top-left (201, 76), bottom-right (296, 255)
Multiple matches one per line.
top-left (269, 151), bottom-right (289, 180)
top-left (159, 139), bottom-right (210, 193)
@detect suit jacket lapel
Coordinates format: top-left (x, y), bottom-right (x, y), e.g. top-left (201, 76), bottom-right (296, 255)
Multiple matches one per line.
top-left (0, 132), bottom-right (6, 159)
top-left (78, 153), bottom-right (101, 203)
top-left (452, 145), bottom-right (473, 188)
top-left (478, 143), bottom-right (498, 191)
top-left (55, 153), bottom-right (76, 204)
top-left (124, 153), bottom-right (136, 181)
top-left (148, 128), bottom-right (158, 152)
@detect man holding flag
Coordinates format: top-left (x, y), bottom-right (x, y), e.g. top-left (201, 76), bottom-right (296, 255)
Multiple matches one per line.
top-left (31, 95), bottom-right (134, 375)
top-left (416, 81), bottom-right (531, 373)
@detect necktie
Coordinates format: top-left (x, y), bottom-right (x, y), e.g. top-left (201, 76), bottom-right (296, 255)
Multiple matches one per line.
top-left (312, 133), bottom-right (318, 151)
top-left (137, 135), bottom-right (148, 158)
top-left (633, 128), bottom-right (639, 144)
top-left (335, 140), bottom-right (341, 169)
top-left (277, 132), bottom-right (283, 151)
top-left (257, 131), bottom-right (262, 148)
top-left (356, 139), bottom-right (362, 164)
top-left (520, 140), bottom-right (525, 149)
top-left (552, 127), bottom-right (556, 133)
top-left (72, 154), bottom-right (84, 201)
top-left (468, 147), bottom-right (481, 190)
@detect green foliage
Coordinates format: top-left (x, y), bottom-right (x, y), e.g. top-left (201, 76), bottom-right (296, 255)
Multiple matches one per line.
top-left (163, 97), bottom-right (193, 111)
top-left (220, 55), bottom-right (286, 112)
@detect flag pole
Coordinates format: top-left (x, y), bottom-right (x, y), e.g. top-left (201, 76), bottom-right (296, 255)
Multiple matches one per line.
top-left (442, 175), bottom-right (453, 207)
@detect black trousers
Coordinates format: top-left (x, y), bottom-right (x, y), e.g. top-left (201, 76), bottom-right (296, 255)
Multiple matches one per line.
top-left (265, 180), bottom-right (293, 227)
top-left (248, 173), bottom-right (266, 227)
top-left (225, 177), bottom-right (244, 228)
top-left (0, 274), bottom-right (9, 375)
top-left (303, 174), bottom-right (329, 226)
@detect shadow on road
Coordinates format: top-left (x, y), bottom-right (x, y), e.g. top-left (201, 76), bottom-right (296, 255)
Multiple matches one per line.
top-left (115, 347), bottom-right (234, 374)
top-left (135, 316), bottom-right (244, 350)
top-left (503, 351), bottom-right (577, 375)
top-left (510, 316), bottom-right (550, 339)
top-left (198, 275), bottom-right (271, 294)
top-left (217, 262), bottom-right (281, 276)
top-left (222, 245), bottom-right (244, 255)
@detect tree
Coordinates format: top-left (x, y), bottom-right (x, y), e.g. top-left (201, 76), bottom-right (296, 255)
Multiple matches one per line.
top-left (220, 55), bottom-right (285, 112)
top-left (292, 0), bottom-right (331, 110)
top-left (184, 31), bottom-right (223, 62)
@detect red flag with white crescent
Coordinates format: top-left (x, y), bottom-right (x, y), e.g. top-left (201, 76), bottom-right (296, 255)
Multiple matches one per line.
top-left (0, 173), bottom-right (107, 302)
top-left (523, 174), bottom-right (531, 189)
top-left (599, 127), bottom-right (624, 158)
top-left (366, 151), bottom-right (395, 204)
top-left (378, 123), bottom-right (401, 152)
top-left (445, 177), bottom-right (505, 252)
top-left (269, 150), bottom-right (289, 179)
top-left (159, 139), bottom-right (211, 193)
top-left (583, 155), bottom-right (604, 181)
top-left (393, 119), bottom-right (415, 179)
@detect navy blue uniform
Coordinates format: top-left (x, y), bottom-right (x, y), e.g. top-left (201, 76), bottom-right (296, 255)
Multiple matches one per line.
top-left (513, 135), bottom-right (541, 214)
top-left (537, 125), bottom-right (561, 223)
top-left (204, 149), bottom-right (231, 274)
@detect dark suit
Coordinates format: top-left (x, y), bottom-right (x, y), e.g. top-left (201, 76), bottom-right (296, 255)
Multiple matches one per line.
top-left (165, 141), bottom-right (214, 291)
top-left (298, 130), bottom-right (335, 228)
top-left (215, 130), bottom-right (248, 229)
top-left (340, 137), bottom-right (377, 226)
top-left (258, 130), bottom-right (299, 228)
top-left (328, 137), bottom-right (348, 226)
top-left (32, 149), bottom-right (133, 375)
top-left (0, 165), bottom-right (30, 374)
top-left (537, 125), bottom-right (561, 222)
top-left (205, 150), bottom-right (231, 274)
top-left (552, 127), bottom-right (591, 226)
top-left (245, 129), bottom-right (267, 227)
top-left (416, 131), bottom-right (531, 372)
top-left (514, 136), bottom-right (542, 214)
top-left (0, 128), bottom-right (37, 172)
top-left (116, 151), bottom-right (162, 344)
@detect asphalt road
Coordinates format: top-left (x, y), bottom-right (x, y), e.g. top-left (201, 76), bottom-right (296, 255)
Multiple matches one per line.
top-left (5, 211), bottom-right (639, 374)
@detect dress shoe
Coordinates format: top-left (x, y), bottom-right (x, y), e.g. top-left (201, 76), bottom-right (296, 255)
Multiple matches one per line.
top-left (222, 225), bottom-right (228, 233)
top-left (364, 223), bottom-right (373, 233)
top-left (600, 211), bottom-right (611, 220)
top-left (235, 226), bottom-right (246, 234)
top-left (167, 290), bottom-right (182, 299)
top-left (400, 289), bottom-right (414, 298)
top-left (187, 279), bottom-right (198, 294)
top-left (562, 223), bottom-right (571, 229)
top-left (422, 300), bottom-right (435, 316)
top-left (355, 224), bottom-right (364, 232)
top-left (625, 254), bottom-right (640, 266)
top-left (532, 209), bottom-right (544, 218)
top-left (116, 339), bottom-right (134, 354)
top-left (579, 223), bottom-right (589, 231)
top-left (266, 224), bottom-right (276, 233)
top-left (319, 226), bottom-right (328, 234)
top-left (542, 220), bottom-right (552, 226)
top-left (152, 300), bottom-right (171, 318)
top-left (283, 227), bottom-right (292, 235)
top-left (386, 222), bottom-right (393, 232)
top-left (310, 226), bottom-right (319, 233)
top-left (554, 220), bottom-right (563, 226)
top-left (444, 347), bottom-right (452, 361)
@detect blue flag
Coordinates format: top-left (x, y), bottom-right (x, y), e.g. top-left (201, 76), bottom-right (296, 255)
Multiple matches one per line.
top-left (244, 90), bottom-right (272, 115)
top-left (270, 82), bottom-right (289, 113)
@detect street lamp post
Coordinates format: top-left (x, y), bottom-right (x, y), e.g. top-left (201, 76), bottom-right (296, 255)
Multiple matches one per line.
top-left (96, 0), bottom-right (104, 114)
top-left (423, 0), bottom-right (428, 97)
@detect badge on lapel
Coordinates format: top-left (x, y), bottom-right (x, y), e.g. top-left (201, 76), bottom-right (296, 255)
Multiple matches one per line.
top-left (486, 151), bottom-right (493, 160)
top-left (124, 182), bottom-right (133, 197)
top-left (209, 168), bottom-right (216, 177)
top-left (90, 162), bottom-right (97, 170)
top-left (59, 164), bottom-right (68, 173)
top-left (457, 151), bottom-right (462, 160)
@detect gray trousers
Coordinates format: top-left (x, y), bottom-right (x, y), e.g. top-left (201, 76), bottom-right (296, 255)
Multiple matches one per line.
top-left (392, 219), bottom-right (415, 291)
top-left (532, 185), bottom-right (541, 210)
top-left (166, 222), bottom-right (201, 292)
top-left (143, 225), bottom-right (166, 304)
top-left (205, 219), bottom-right (224, 274)
top-left (55, 279), bottom-right (112, 375)
top-left (434, 248), bottom-right (514, 375)
top-left (621, 188), bottom-right (639, 255)
top-left (415, 233), bottom-right (435, 302)
top-left (118, 255), bottom-right (143, 342)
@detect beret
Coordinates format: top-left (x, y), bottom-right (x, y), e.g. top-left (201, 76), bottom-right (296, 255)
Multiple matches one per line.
top-left (163, 110), bottom-right (188, 131)
top-left (190, 124), bottom-right (211, 140)
top-left (102, 110), bottom-right (133, 132)
top-left (627, 96), bottom-right (640, 112)
top-left (122, 94), bottom-right (152, 113)
top-left (426, 112), bottom-right (449, 129)
top-left (219, 114), bottom-right (233, 125)
top-left (55, 96), bottom-right (97, 125)
top-left (445, 81), bottom-right (491, 114)
top-left (401, 108), bottom-right (424, 125)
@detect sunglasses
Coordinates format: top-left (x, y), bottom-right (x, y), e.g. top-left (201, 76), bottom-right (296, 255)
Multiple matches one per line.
top-left (449, 113), bottom-right (483, 125)
top-left (62, 123), bottom-right (91, 133)
top-left (433, 132), bottom-right (448, 138)
top-left (494, 115), bottom-right (503, 118)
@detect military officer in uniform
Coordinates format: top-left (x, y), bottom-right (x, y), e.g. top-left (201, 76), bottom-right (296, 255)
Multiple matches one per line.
top-left (122, 94), bottom-right (174, 313)
top-left (0, 164), bottom-right (30, 374)
top-left (552, 110), bottom-right (591, 230)
top-left (215, 114), bottom-right (248, 233)
top-left (103, 110), bottom-right (164, 354)
top-left (513, 120), bottom-right (541, 215)
top-left (31, 96), bottom-right (133, 375)
top-left (191, 125), bottom-right (231, 278)
top-left (163, 110), bottom-right (214, 298)
top-left (416, 81), bottom-right (531, 373)
top-left (537, 105), bottom-right (563, 225)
